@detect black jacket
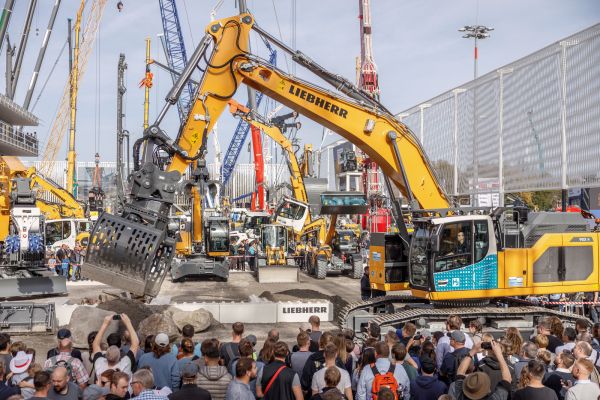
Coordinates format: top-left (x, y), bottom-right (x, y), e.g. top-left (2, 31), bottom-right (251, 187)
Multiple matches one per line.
top-left (360, 274), bottom-right (371, 298)
top-left (168, 384), bottom-right (212, 400)
top-left (261, 360), bottom-right (297, 400)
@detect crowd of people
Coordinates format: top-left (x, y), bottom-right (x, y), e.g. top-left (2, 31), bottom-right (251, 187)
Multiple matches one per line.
top-left (46, 243), bottom-right (83, 281)
top-left (1, 313), bottom-right (600, 400)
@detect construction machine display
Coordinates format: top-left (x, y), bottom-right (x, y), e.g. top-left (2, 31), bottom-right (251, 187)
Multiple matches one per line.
top-left (0, 175), bottom-right (67, 298)
top-left (83, 12), bottom-right (600, 338)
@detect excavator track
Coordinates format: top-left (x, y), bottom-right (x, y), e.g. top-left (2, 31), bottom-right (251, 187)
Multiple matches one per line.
top-left (338, 294), bottom-right (420, 332)
top-left (371, 305), bottom-right (588, 333)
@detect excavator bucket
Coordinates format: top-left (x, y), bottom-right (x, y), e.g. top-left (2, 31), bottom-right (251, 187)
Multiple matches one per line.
top-left (83, 212), bottom-right (174, 298)
top-left (257, 265), bottom-right (299, 283)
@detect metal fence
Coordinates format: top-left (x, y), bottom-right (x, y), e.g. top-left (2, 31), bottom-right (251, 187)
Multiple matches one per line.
top-left (398, 23), bottom-right (600, 204)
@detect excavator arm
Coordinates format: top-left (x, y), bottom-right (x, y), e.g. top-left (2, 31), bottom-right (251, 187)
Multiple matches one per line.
top-left (25, 168), bottom-right (85, 220)
top-left (85, 13), bottom-right (449, 298)
top-left (228, 99), bottom-right (308, 205)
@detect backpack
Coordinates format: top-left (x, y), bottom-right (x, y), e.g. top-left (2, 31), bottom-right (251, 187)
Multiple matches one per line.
top-left (370, 363), bottom-right (399, 400)
top-left (47, 356), bottom-right (76, 382)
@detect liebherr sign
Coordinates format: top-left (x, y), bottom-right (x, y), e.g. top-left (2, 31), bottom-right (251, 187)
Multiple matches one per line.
top-left (277, 301), bottom-right (332, 322)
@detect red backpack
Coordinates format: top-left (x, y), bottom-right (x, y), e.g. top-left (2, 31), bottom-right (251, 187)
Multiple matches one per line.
top-left (370, 363), bottom-right (399, 400)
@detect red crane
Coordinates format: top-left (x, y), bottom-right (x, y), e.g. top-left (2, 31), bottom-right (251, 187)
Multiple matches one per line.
top-left (358, 0), bottom-right (389, 233)
top-left (250, 125), bottom-right (265, 211)
top-left (358, 0), bottom-right (380, 100)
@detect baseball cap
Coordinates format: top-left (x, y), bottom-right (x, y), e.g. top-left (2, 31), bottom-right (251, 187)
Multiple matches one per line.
top-left (57, 328), bottom-right (72, 340)
top-left (155, 333), bottom-right (170, 347)
top-left (451, 330), bottom-right (466, 343)
top-left (299, 322), bottom-right (312, 332)
top-left (245, 334), bottom-right (257, 346)
top-left (181, 362), bottom-right (199, 378)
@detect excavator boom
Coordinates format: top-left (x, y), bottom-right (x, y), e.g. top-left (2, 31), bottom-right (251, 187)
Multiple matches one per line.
top-left (83, 13), bottom-right (448, 298)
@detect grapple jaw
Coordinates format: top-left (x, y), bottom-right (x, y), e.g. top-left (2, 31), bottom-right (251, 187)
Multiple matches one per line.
top-left (83, 211), bottom-right (174, 298)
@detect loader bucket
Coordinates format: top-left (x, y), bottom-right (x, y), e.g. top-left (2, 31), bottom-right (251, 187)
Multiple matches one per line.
top-left (257, 265), bottom-right (299, 283)
top-left (0, 276), bottom-right (67, 299)
top-left (83, 212), bottom-right (174, 298)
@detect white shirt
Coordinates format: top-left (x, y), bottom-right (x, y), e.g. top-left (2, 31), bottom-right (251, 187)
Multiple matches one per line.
top-left (565, 379), bottom-right (600, 400)
top-left (555, 342), bottom-right (576, 356)
top-left (94, 355), bottom-right (132, 378)
top-left (311, 365), bottom-right (351, 394)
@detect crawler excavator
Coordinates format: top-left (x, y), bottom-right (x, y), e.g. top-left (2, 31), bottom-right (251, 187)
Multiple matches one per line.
top-left (84, 13), bottom-right (598, 337)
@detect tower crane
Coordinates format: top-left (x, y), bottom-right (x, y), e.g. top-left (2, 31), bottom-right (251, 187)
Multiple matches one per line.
top-left (39, 0), bottom-right (108, 185)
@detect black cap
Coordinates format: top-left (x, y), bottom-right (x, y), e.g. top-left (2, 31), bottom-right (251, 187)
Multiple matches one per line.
top-left (57, 328), bottom-right (72, 340)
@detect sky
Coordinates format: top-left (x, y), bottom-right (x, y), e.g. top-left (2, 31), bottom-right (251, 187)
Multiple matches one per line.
top-left (3, 0), bottom-right (599, 166)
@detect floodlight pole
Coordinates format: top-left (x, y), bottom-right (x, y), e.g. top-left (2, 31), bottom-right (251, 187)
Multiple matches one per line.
top-left (459, 25), bottom-right (493, 206)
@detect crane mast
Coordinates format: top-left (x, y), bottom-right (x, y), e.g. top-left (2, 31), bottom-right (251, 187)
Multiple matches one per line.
top-left (66, 1), bottom-right (84, 196)
top-left (358, 0), bottom-right (380, 100)
top-left (358, 0), bottom-right (385, 232)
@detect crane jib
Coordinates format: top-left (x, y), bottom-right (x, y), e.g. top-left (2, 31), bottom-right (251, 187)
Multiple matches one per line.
top-left (288, 84), bottom-right (349, 119)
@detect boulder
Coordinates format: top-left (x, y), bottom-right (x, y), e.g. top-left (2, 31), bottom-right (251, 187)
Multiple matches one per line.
top-left (167, 307), bottom-right (213, 333)
top-left (96, 298), bottom-right (155, 329)
top-left (137, 312), bottom-right (179, 343)
top-left (68, 306), bottom-right (119, 348)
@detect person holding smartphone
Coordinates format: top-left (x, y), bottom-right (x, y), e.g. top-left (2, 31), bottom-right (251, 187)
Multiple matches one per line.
top-left (92, 314), bottom-right (139, 378)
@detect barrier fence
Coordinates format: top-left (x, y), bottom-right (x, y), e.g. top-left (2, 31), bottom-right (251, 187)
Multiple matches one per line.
top-left (398, 24), bottom-right (600, 204)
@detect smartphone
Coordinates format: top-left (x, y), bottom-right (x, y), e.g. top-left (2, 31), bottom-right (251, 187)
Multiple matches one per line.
top-left (481, 341), bottom-right (492, 350)
top-left (112, 314), bottom-right (121, 320)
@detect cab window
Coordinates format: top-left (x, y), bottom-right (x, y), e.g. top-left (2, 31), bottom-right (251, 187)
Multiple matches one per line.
top-left (474, 221), bottom-right (490, 263)
top-left (45, 222), bottom-right (62, 246)
top-left (434, 221), bottom-right (472, 272)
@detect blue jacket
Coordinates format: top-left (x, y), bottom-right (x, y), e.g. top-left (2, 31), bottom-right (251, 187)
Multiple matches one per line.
top-left (356, 358), bottom-right (410, 400)
top-left (410, 375), bottom-right (447, 400)
top-left (137, 352), bottom-right (181, 391)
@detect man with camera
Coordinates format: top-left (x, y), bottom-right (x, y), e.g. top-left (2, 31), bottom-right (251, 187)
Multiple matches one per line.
top-left (92, 313), bottom-right (140, 377)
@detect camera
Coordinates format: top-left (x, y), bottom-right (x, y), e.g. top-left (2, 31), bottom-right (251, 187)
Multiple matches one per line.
top-left (414, 332), bottom-right (423, 340)
top-left (112, 314), bottom-right (121, 320)
top-left (481, 341), bottom-right (492, 350)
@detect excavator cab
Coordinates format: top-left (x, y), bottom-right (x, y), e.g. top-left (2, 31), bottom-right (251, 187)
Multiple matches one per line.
top-left (408, 215), bottom-right (498, 297)
top-left (274, 198), bottom-right (310, 234)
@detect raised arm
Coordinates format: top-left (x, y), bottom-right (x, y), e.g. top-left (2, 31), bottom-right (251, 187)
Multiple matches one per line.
top-left (93, 314), bottom-right (114, 356)
top-left (120, 313), bottom-right (139, 356)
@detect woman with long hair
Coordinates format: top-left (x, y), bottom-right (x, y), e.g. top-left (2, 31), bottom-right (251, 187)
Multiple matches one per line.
top-left (258, 338), bottom-right (276, 364)
top-left (504, 327), bottom-right (523, 364)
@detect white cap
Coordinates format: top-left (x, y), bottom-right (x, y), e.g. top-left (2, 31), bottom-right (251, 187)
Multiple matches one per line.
top-left (155, 333), bottom-right (169, 347)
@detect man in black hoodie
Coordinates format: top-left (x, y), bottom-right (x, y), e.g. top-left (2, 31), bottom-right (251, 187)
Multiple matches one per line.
top-left (300, 332), bottom-right (345, 395)
top-left (411, 357), bottom-right (447, 400)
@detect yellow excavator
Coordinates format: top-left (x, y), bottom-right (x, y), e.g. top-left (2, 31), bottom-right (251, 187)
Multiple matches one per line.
top-left (228, 100), bottom-right (365, 281)
top-left (84, 12), bottom-right (599, 335)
